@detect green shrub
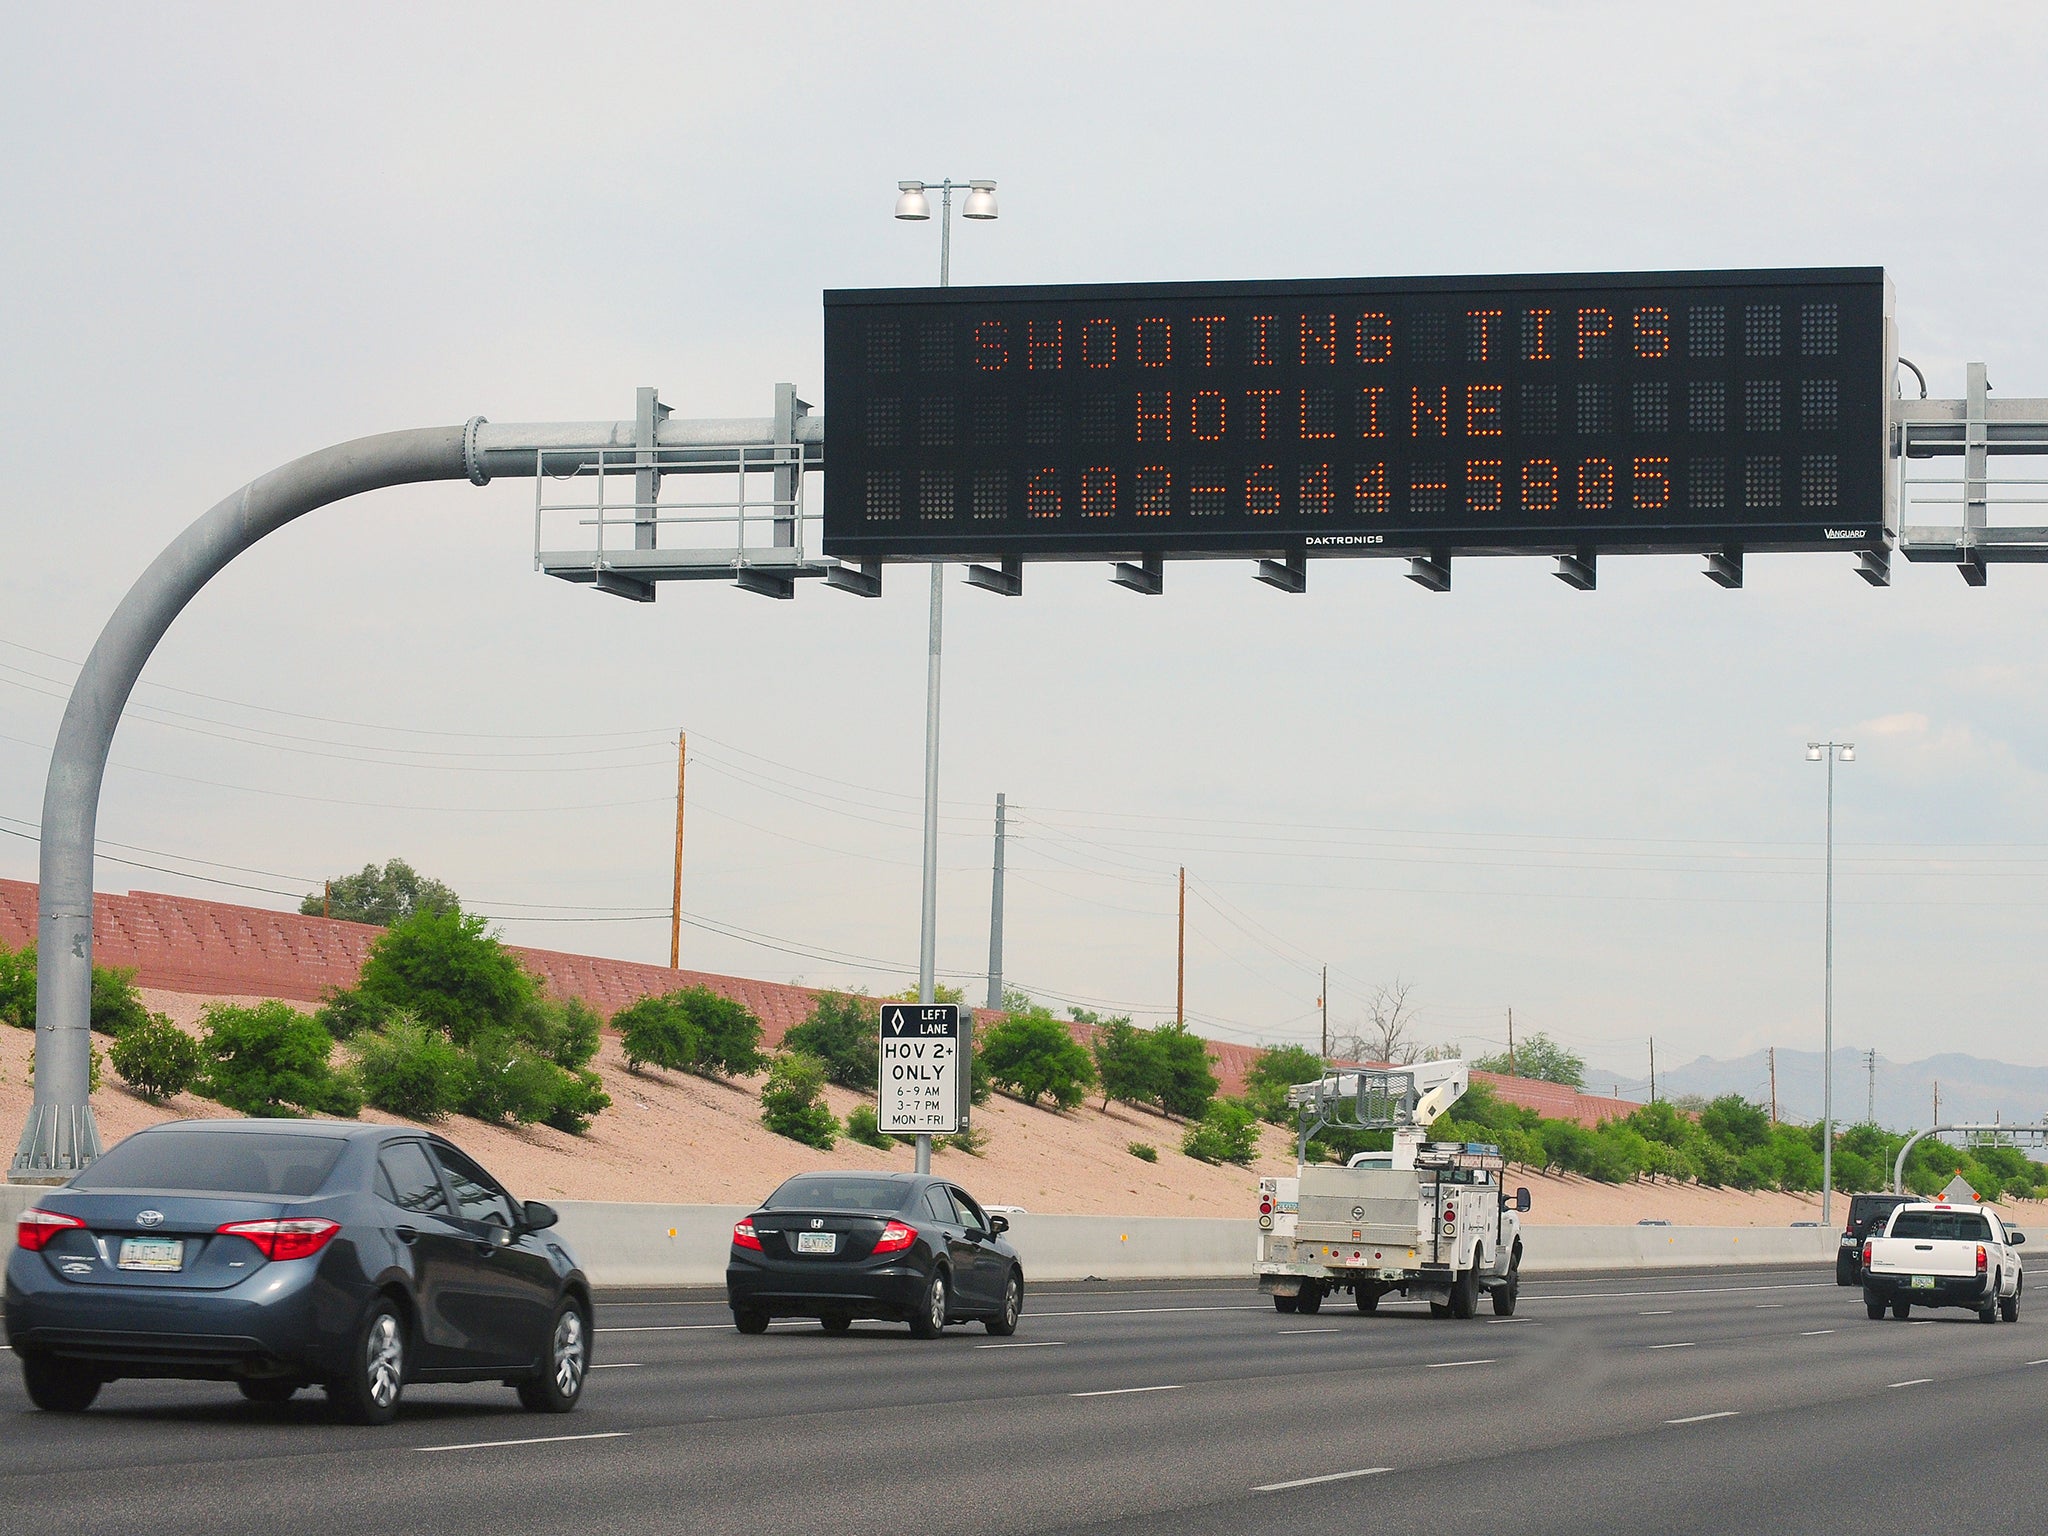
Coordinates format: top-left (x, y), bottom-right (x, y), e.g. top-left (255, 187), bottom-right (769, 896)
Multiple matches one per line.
top-left (460, 1029), bottom-right (573, 1127)
top-left (314, 987), bottom-right (388, 1041)
top-left (1182, 1097), bottom-right (1261, 1165)
top-left (545, 1067), bottom-right (612, 1136)
top-left (356, 909), bottom-right (537, 1047)
top-left (1128, 1141), bottom-right (1158, 1163)
top-left (614, 994), bottom-right (701, 1074)
top-left (1093, 1016), bottom-right (1165, 1111)
top-left (109, 1013), bottom-right (203, 1101)
top-left (981, 1009), bottom-right (1097, 1111)
top-left (677, 986), bottom-right (766, 1077)
top-left (0, 941), bottom-right (33, 1028)
top-left (936, 1123), bottom-right (987, 1157)
top-left (760, 1052), bottom-right (837, 1149)
top-left (784, 991), bottom-right (879, 1090)
top-left (845, 1102), bottom-right (894, 1149)
top-left (90, 964), bottom-right (150, 1037)
top-left (527, 994), bottom-right (602, 1070)
top-left (1244, 1044), bottom-right (1327, 1124)
top-left (1151, 1022), bottom-right (1220, 1119)
top-left (199, 1000), bottom-right (358, 1117)
top-left (353, 1016), bottom-right (470, 1120)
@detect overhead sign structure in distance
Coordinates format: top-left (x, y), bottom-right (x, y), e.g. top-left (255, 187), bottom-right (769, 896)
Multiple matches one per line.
top-left (822, 267), bottom-right (1892, 586)
top-left (878, 1003), bottom-right (969, 1136)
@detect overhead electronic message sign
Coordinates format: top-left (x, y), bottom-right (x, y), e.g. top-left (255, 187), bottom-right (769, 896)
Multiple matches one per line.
top-left (822, 269), bottom-right (1889, 564)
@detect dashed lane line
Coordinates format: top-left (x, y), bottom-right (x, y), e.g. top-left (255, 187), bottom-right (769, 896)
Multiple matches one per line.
top-left (1666, 1411), bottom-right (1740, 1425)
top-left (1424, 1359), bottom-right (1496, 1369)
top-left (1638, 1310), bottom-right (1673, 1316)
top-left (1276, 1328), bottom-right (1346, 1336)
top-left (1070, 1384), bottom-right (1184, 1399)
top-left (1254, 1466), bottom-right (1392, 1493)
top-left (978, 1341), bottom-right (1067, 1350)
top-left (418, 1432), bottom-right (631, 1454)
top-left (590, 1363), bottom-right (642, 1370)
top-left (1647, 1342), bottom-right (1697, 1351)
top-left (1887, 1378), bottom-right (1933, 1389)
top-left (1800, 1330), bottom-right (1836, 1337)
top-left (1528, 1282), bottom-right (1827, 1303)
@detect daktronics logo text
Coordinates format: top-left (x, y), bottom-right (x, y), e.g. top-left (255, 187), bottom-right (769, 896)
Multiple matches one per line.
top-left (1305, 534), bottom-right (1386, 548)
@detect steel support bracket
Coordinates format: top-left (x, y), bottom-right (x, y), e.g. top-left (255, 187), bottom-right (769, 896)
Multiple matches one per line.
top-left (592, 569), bottom-right (656, 603)
top-left (966, 559), bottom-right (1023, 596)
top-left (1704, 546), bottom-right (1744, 589)
top-left (1255, 552), bottom-right (1307, 593)
top-left (1958, 553), bottom-right (1988, 587)
top-left (1406, 552), bottom-right (1451, 592)
top-left (1856, 548), bottom-right (1891, 588)
top-left (1554, 549), bottom-right (1597, 591)
top-left (734, 567), bottom-right (796, 600)
top-left (1112, 554), bottom-right (1163, 595)
top-left (825, 559), bottom-right (882, 598)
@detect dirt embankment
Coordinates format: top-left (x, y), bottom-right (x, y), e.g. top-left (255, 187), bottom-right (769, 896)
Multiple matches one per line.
top-left (4, 989), bottom-right (2034, 1229)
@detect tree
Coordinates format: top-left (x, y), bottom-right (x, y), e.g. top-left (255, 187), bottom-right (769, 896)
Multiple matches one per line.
top-left (670, 986), bottom-right (765, 1077)
top-left (352, 1015), bottom-right (471, 1120)
top-left (109, 1014), bottom-right (203, 1101)
top-left (1699, 1094), bottom-right (1771, 1153)
top-left (200, 1000), bottom-right (360, 1117)
top-left (980, 1008), bottom-right (1097, 1111)
top-left (1092, 1016), bottom-right (1165, 1111)
top-left (1332, 979), bottom-right (1422, 1065)
top-left (1182, 1097), bottom-right (1262, 1165)
top-left (760, 1051), bottom-right (837, 1149)
top-left (90, 964), bottom-right (150, 1037)
top-left (783, 991), bottom-right (878, 1090)
top-left (1151, 1022), bottom-right (1220, 1119)
top-left (614, 994), bottom-right (700, 1075)
top-left (0, 941), bottom-right (33, 1029)
top-left (355, 909), bottom-right (536, 1047)
top-left (888, 982), bottom-right (964, 1005)
top-left (302, 859), bottom-right (460, 927)
top-left (1472, 1030), bottom-right (1585, 1087)
top-left (1245, 1044), bottom-right (1327, 1124)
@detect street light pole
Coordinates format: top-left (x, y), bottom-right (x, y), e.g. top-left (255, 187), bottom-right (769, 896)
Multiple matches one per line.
top-left (1807, 739), bottom-right (1855, 1226)
top-left (896, 178), bottom-right (997, 1177)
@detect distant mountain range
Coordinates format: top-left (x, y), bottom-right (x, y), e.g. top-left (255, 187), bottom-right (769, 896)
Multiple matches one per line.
top-left (1585, 1047), bottom-right (2048, 1134)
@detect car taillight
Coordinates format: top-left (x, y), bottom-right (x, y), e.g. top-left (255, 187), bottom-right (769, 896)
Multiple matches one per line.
top-left (873, 1220), bottom-right (917, 1255)
top-left (1977, 1244), bottom-right (1988, 1274)
top-left (1443, 1207), bottom-right (1457, 1225)
top-left (215, 1218), bottom-right (340, 1262)
top-left (732, 1219), bottom-right (763, 1251)
top-left (1862, 1240), bottom-right (1872, 1268)
top-left (1259, 1199), bottom-right (1273, 1215)
top-left (17, 1208), bottom-right (86, 1252)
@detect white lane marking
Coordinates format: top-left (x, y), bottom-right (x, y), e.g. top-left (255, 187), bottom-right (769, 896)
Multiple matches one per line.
top-left (977, 1341), bottom-right (1067, 1350)
top-left (418, 1432), bottom-right (631, 1453)
top-left (1666, 1411), bottom-right (1739, 1425)
top-left (2027, 1358), bottom-right (2048, 1366)
top-left (607, 1321), bottom-right (810, 1332)
top-left (1887, 1378), bottom-right (1933, 1389)
top-left (1908, 1320), bottom-right (1934, 1326)
top-left (1070, 1384), bottom-right (1183, 1399)
top-left (1277, 1328), bottom-right (1346, 1335)
top-left (1638, 1310), bottom-right (1673, 1316)
top-left (1648, 1342), bottom-right (1696, 1351)
top-left (1530, 1282), bottom-right (1827, 1302)
top-left (1754, 1303), bottom-right (1784, 1309)
top-left (1800, 1329), bottom-right (1836, 1337)
top-left (1485, 1318), bottom-right (1533, 1325)
top-left (1254, 1466), bottom-right (1392, 1494)
top-left (590, 1363), bottom-right (642, 1370)
top-left (1035, 1304), bottom-right (1264, 1319)
top-left (1425, 1359), bottom-right (1496, 1369)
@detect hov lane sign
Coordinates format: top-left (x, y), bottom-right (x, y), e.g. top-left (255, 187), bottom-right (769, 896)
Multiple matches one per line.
top-left (879, 1003), bottom-right (968, 1135)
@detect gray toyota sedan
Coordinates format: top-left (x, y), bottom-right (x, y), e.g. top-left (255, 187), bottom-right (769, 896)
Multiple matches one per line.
top-left (5, 1119), bottom-right (592, 1423)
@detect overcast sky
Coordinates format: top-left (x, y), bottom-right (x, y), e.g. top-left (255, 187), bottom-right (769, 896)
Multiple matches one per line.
top-left (3, 4), bottom-right (2047, 1081)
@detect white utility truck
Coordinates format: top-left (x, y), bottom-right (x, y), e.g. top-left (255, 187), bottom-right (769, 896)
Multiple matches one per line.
top-left (1859, 1201), bottom-right (2024, 1323)
top-left (1256, 1060), bottom-right (1530, 1318)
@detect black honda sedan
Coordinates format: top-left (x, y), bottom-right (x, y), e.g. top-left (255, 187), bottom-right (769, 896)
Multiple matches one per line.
top-left (726, 1172), bottom-right (1024, 1338)
top-left (5, 1120), bottom-right (592, 1423)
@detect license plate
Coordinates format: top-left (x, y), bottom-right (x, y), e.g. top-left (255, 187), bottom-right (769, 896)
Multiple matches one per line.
top-left (1910, 1274), bottom-right (1936, 1290)
top-left (795, 1231), bottom-right (837, 1255)
top-left (117, 1236), bottom-right (184, 1272)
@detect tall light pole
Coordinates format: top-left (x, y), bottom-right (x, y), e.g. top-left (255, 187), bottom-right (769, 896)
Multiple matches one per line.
top-left (895, 177), bottom-right (997, 1176)
top-left (1807, 738), bottom-right (1855, 1225)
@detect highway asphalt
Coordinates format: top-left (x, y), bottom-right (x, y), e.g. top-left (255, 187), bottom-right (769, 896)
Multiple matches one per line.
top-left (4, 1263), bottom-right (2044, 1534)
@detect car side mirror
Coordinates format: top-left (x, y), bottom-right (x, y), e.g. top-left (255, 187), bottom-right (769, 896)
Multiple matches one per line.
top-left (521, 1200), bottom-right (559, 1233)
top-left (989, 1213), bottom-right (1009, 1236)
top-left (1515, 1187), bottom-right (1532, 1213)
top-left (2010, 1231), bottom-right (2026, 1246)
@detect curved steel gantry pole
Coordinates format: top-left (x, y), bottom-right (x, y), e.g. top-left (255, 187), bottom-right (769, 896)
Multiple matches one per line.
top-left (10, 408), bottom-right (811, 1181)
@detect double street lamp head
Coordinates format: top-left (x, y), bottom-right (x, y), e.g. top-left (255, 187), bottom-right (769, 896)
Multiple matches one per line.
top-left (1806, 742), bottom-right (1856, 762)
top-left (893, 178), bottom-right (999, 221)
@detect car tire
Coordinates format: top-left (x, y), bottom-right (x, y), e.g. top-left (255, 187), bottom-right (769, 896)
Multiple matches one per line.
top-left (326, 1298), bottom-right (407, 1426)
top-left (1356, 1287), bottom-right (1381, 1315)
top-left (820, 1314), bottom-right (853, 1334)
top-left (518, 1298), bottom-right (590, 1413)
top-left (238, 1378), bottom-right (298, 1405)
top-left (1273, 1293), bottom-right (1300, 1314)
top-left (1891, 1299), bottom-right (1911, 1320)
top-left (1866, 1297), bottom-right (1886, 1321)
top-left (2001, 1290), bottom-right (2019, 1323)
top-left (1450, 1264), bottom-right (1479, 1320)
top-left (909, 1268), bottom-right (948, 1339)
top-left (985, 1270), bottom-right (1023, 1336)
top-left (1836, 1258), bottom-right (1857, 1287)
top-left (1979, 1280), bottom-right (2000, 1325)
top-left (733, 1309), bottom-right (770, 1335)
top-left (1491, 1272), bottom-right (1520, 1318)
top-left (20, 1352), bottom-right (100, 1413)
top-left (1296, 1283), bottom-right (1324, 1315)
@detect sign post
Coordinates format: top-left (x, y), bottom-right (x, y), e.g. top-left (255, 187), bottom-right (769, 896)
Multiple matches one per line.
top-left (879, 1002), bottom-right (969, 1174)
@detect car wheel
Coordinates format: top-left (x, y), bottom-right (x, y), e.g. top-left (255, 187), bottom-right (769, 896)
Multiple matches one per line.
top-left (1866, 1297), bottom-right (1886, 1321)
top-left (518, 1298), bottom-right (590, 1413)
top-left (237, 1379), bottom-right (298, 1405)
top-left (1979, 1280), bottom-right (2000, 1325)
top-left (985, 1270), bottom-right (1023, 1337)
top-left (1450, 1264), bottom-right (1479, 1320)
top-left (2001, 1290), bottom-right (2019, 1323)
top-left (1356, 1287), bottom-right (1381, 1315)
top-left (821, 1314), bottom-right (852, 1334)
top-left (909, 1269), bottom-right (948, 1339)
top-left (1891, 1299), bottom-right (1911, 1320)
top-left (1490, 1272), bottom-right (1520, 1318)
top-left (20, 1352), bottom-right (100, 1413)
top-left (733, 1309), bottom-right (770, 1335)
top-left (327, 1299), bottom-right (407, 1426)
top-left (1272, 1293), bottom-right (1300, 1314)
top-left (1836, 1256), bottom-right (1857, 1287)
top-left (1296, 1283), bottom-right (1324, 1315)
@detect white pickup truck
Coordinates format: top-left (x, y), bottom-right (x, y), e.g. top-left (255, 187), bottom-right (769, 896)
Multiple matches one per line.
top-left (1860, 1201), bottom-right (2025, 1323)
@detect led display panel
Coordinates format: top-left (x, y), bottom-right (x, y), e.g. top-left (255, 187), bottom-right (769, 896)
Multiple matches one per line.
top-left (821, 269), bottom-right (1888, 563)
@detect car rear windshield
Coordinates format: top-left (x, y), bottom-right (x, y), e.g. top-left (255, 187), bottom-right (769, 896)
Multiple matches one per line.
top-left (1851, 1197), bottom-right (1905, 1227)
top-left (1888, 1210), bottom-right (1992, 1242)
top-left (763, 1176), bottom-right (908, 1212)
top-left (70, 1131), bottom-right (347, 1197)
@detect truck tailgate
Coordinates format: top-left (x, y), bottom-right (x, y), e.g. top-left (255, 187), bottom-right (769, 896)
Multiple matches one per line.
top-left (1867, 1239), bottom-right (1978, 1278)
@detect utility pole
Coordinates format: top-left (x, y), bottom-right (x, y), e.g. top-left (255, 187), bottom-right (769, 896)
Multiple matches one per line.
top-left (1768, 1046), bottom-right (1778, 1126)
top-left (669, 730), bottom-right (686, 969)
top-left (322, 880), bottom-right (331, 921)
top-left (1507, 1007), bottom-right (1516, 1077)
top-left (1864, 1047), bottom-right (1877, 1124)
top-left (1649, 1036), bottom-right (1656, 1104)
top-left (985, 793), bottom-right (1006, 1011)
top-left (1319, 965), bottom-right (1329, 1060)
top-left (1176, 866), bottom-right (1186, 1027)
